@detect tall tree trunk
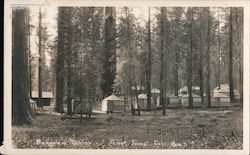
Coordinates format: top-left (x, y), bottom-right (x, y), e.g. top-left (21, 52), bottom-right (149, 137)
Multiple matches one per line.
top-left (101, 7), bottom-right (116, 98)
top-left (125, 7), bottom-right (136, 115)
top-left (54, 8), bottom-right (66, 113)
top-left (238, 8), bottom-right (243, 104)
top-left (174, 45), bottom-right (179, 97)
top-left (218, 16), bottom-right (221, 90)
top-left (199, 9), bottom-right (204, 103)
top-left (187, 8), bottom-right (193, 109)
top-left (12, 7), bottom-right (33, 125)
top-left (66, 8), bottom-right (73, 115)
top-left (38, 7), bottom-right (42, 107)
top-left (206, 8), bottom-right (211, 108)
top-left (146, 7), bottom-right (152, 111)
top-left (160, 7), bottom-right (167, 115)
top-left (229, 7), bottom-right (235, 102)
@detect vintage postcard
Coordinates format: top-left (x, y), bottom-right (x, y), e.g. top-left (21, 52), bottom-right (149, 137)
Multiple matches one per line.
top-left (2, 0), bottom-right (250, 154)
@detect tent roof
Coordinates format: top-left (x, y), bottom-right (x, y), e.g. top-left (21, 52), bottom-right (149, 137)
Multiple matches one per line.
top-left (151, 88), bottom-right (160, 93)
top-left (31, 91), bottom-right (53, 98)
top-left (180, 86), bottom-right (200, 92)
top-left (214, 93), bottom-right (229, 98)
top-left (138, 93), bottom-right (147, 99)
top-left (103, 95), bottom-right (123, 101)
top-left (182, 93), bottom-right (201, 98)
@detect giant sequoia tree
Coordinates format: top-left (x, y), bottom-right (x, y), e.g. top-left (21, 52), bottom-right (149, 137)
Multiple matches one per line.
top-left (54, 8), bottom-right (66, 113)
top-left (101, 7), bottom-right (117, 98)
top-left (12, 7), bottom-right (33, 125)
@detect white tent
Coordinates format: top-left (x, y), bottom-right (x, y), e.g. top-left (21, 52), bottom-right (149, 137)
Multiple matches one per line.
top-left (102, 95), bottom-right (124, 112)
top-left (166, 93), bottom-right (179, 108)
top-left (213, 84), bottom-right (240, 100)
top-left (138, 93), bottom-right (147, 99)
top-left (212, 91), bottom-right (230, 107)
top-left (180, 86), bottom-right (200, 95)
top-left (182, 93), bottom-right (202, 107)
top-left (137, 93), bottom-right (147, 110)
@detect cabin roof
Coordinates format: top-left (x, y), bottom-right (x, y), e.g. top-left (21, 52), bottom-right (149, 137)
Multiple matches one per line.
top-left (182, 93), bottom-right (201, 98)
top-left (138, 93), bottom-right (147, 99)
top-left (103, 95), bottom-right (123, 101)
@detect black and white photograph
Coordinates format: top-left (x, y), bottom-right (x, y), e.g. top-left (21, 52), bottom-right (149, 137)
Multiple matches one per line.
top-left (3, 0), bottom-right (250, 154)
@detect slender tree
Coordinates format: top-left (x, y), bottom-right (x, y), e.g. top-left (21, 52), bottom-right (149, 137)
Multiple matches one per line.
top-left (198, 8), bottom-right (204, 102)
top-left (229, 7), bottom-right (235, 102)
top-left (160, 7), bottom-right (167, 115)
top-left (206, 8), bottom-right (211, 108)
top-left (146, 7), bottom-right (152, 111)
top-left (187, 8), bottom-right (193, 109)
top-left (38, 7), bottom-right (43, 107)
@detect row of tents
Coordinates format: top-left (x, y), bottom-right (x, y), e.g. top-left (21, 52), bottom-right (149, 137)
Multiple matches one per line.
top-left (101, 84), bottom-right (240, 112)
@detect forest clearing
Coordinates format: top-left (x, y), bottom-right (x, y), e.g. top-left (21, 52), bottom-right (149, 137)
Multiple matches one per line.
top-left (12, 105), bottom-right (242, 149)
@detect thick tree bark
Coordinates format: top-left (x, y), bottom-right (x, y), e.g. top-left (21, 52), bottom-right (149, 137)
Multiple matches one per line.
top-left (160, 7), bottom-right (167, 115)
top-left (206, 8), bottom-right (211, 108)
top-left (229, 7), bottom-right (235, 102)
top-left (12, 7), bottom-right (33, 125)
top-left (146, 7), bottom-right (152, 111)
top-left (66, 8), bottom-right (73, 115)
top-left (101, 7), bottom-right (116, 98)
top-left (54, 8), bottom-right (66, 113)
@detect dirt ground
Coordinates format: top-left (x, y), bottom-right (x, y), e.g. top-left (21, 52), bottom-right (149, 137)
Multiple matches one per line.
top-left (12, 106), bottom-right (243, 149)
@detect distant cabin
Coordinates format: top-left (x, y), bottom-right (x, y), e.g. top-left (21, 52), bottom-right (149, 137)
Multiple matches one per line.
top-left (213, 84), bottom-right (240, 100)
top-left (179, 86), bottom-right (200, 95)
top-left (31, 91), bottom-right (53, 106)
top-left (101, 95), bottom-right (124, 112)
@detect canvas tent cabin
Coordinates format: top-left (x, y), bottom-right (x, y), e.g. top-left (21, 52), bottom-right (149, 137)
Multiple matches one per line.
top-left (101, 95), bottom-right (124, 112)
top-left (166, 93), bottom-right (179, 108)
top-left (137, 93), bottom-right (147, 110)
top-left (151, 88), bottom-right (160, 96)
top-left (211, 93), bottom-right (230, 107)
top-left (31, 91), bottom-right (53, 106)
top-left (179, 86), bottom-right (200, 96)
top-left (213, 84), bottom-right (240, 100)
top-left (182, 93), bottom-right (202, 108)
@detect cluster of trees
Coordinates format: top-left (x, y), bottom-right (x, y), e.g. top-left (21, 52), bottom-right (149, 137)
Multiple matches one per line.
top-left (12, 6), bottom-right (243, 125)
